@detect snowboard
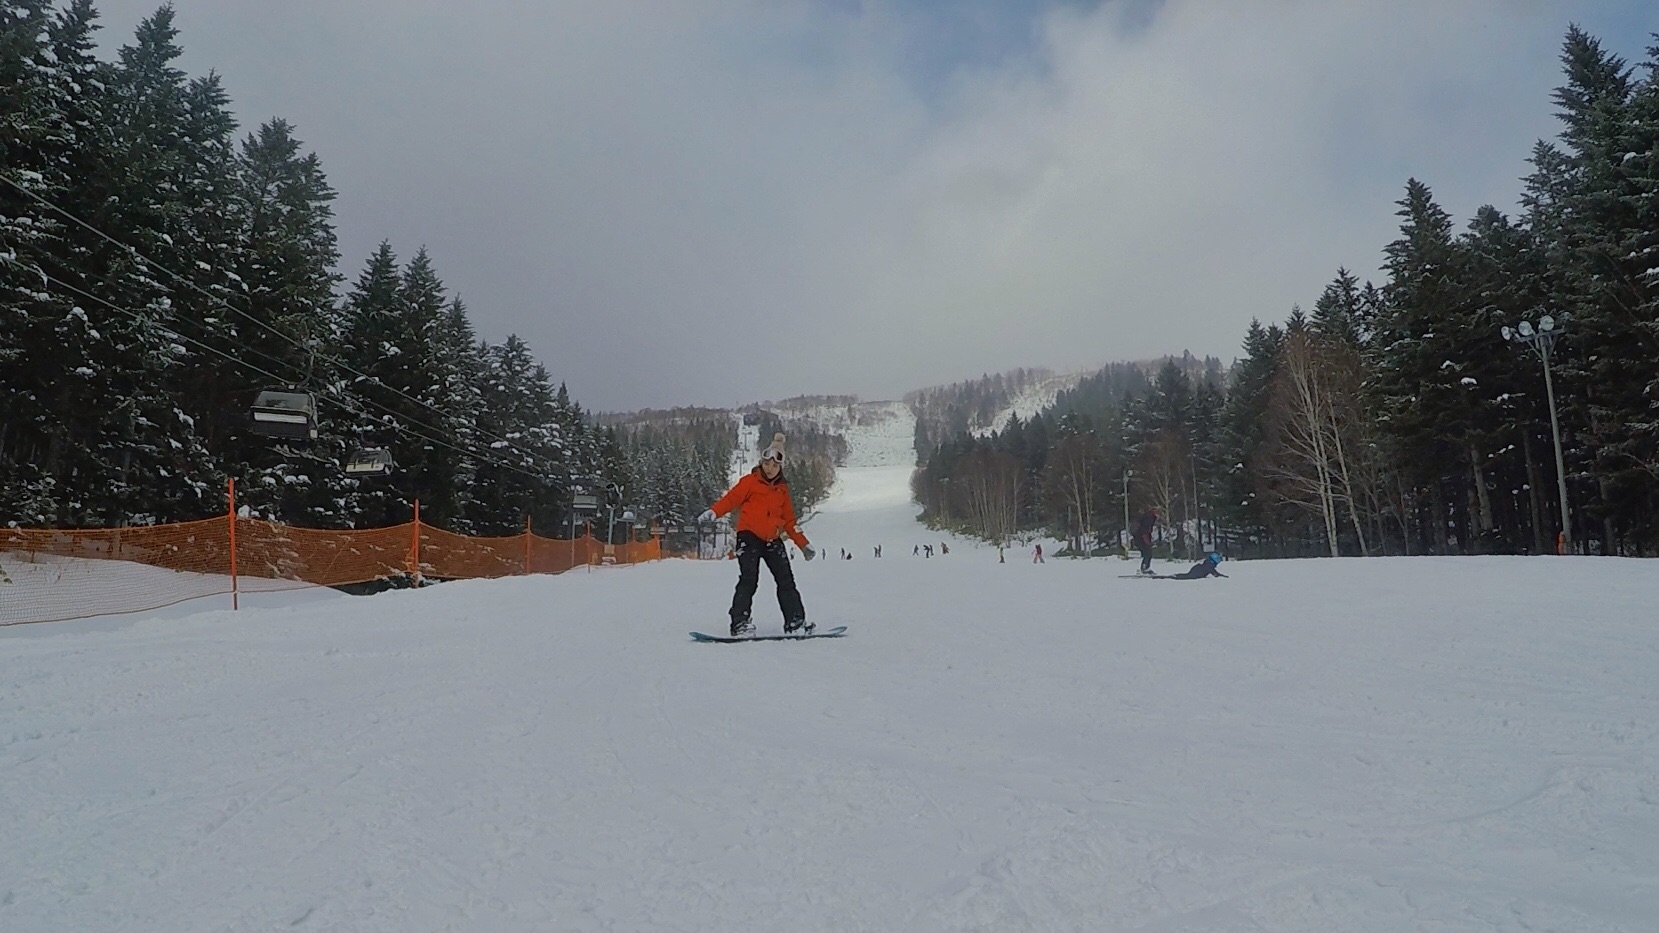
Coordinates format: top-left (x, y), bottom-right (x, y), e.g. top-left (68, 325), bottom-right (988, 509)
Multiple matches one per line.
top-left (690, 625), bottom-right (848, 643)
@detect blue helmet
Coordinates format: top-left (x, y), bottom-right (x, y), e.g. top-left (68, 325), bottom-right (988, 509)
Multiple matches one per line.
top-left (1207, 551), bottom-right (1221, 564)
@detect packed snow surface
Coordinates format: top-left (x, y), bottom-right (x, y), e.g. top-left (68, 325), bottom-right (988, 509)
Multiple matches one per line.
top-left (0, 552), bottom-right (339, 627)
top-left (6, 437), bottom-right (1659, 930)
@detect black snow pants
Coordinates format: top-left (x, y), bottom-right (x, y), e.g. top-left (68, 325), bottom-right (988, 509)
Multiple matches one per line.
top-left (730, 531), bottom-right (806, 626)
top-left (1137, 538), bottom-right (1153, 573)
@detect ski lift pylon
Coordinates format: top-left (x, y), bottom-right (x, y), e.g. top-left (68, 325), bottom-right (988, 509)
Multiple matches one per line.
top-left (250, 390), bottom-right (319, 441)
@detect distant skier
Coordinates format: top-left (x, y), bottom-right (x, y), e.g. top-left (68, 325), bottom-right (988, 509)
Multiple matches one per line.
top-left (913, 544), bottom-right (920, 556)
top-left (1033, 543), bottom-right (1044, 563)
top-left (940, 542), bottom-right (949, 555)
top-left (1163, 552), bottom-right (1227, 580)
top-left (700, 434), bottom-right (814, 637)
top-left (1131, 506), bottom-right (1159, 575)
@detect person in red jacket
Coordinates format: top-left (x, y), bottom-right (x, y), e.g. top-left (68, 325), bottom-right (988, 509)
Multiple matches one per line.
top-left (700, 435), bottom-right (815, 637)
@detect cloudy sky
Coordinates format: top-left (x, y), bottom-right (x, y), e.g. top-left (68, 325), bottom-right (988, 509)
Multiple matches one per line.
top-left (90, 0), bottom-right (1654, 411)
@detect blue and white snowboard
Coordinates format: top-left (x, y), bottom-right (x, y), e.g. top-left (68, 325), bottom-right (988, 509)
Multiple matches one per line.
top-left (690, 625), bottom-right (848, 643)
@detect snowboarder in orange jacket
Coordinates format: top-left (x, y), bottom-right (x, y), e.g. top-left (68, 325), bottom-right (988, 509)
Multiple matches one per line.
top-left (701, 434), bottom-right (814, 637)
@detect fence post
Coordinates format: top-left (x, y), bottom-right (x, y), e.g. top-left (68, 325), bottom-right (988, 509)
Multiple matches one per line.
top-left (228, 477), bottom-right (239, 611)
top-left (411, 499), bottom-right (423, 588)
top-left (523, 515), bottom-right (532, 575)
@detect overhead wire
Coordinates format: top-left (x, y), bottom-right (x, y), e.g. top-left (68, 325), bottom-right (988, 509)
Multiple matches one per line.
top-left (2, 246), bottom-right (551, 484)
top-left (0, 173), bottom-right (565, 473)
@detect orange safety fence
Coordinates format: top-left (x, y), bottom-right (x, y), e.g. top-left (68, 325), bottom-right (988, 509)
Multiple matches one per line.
top-left (1, 490), bottom-right (678, 627)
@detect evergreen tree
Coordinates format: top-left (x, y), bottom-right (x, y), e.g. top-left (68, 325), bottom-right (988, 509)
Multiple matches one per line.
top-left (0, 0), bottom-right (73, 522)
top-left (1220, 320), bottom-right (1284, 554)
top-left (1548, 28), bottom-right (1659, 551)
top-left (217, 118), bottom-right (347, 523)
top-left (336, 242), bottom-right (409, 526)
top-left (12, 6), bottom-right (219, 524)
top-left (1310, 268), bottom-right (1365, 347)
top-left (1371, 178), bottom-right (1471, 552)
top-left (470, 334), bottom-right (570, 535)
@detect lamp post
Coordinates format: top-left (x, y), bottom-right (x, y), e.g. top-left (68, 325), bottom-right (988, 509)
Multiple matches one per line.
top-left (571, 489), bottom-right (600, 568)
top-left (1122, 469), bottom-right (1132, 551)
top-left (1502, 315), bottom-right (1572, 554)
top-left (604, 482), bottom-right (623, 548)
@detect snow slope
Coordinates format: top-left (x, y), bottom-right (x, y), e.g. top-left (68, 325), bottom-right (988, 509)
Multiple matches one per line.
top-left (794, 400), bottom-right (935, 554)
top-left (0, 552), bottom-right (345, 628)
top-left (5, 460), bottom-right (1659, 930)
top-left (972, 370), bottom-right (1083, 437)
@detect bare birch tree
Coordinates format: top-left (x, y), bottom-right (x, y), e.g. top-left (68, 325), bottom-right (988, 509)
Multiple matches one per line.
top-left (1134, 428), bottom-right (1190, 546)
top-left (1255, 330), bottom-right (1401, 556)
top-left (1260, 332), bottom-right (1347, 555)
top-left (953, 448), bottom-right (1022, 544)
top-left (1043, 435), bottom-right (1102, 553)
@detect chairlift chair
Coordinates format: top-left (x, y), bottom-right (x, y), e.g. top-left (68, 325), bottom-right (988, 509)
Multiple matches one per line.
top-left (344, 447), bottom-right (395, 477)
top-left (250, 390), bottom-right (319, 441)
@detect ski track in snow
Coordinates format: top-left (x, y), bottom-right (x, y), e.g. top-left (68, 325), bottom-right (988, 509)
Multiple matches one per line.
top-left (3, 412), bottom-right (1658, 930)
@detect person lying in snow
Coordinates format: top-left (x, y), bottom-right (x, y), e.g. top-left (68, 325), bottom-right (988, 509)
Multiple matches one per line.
top-left (1162, 552), bottom-right (1227, 579)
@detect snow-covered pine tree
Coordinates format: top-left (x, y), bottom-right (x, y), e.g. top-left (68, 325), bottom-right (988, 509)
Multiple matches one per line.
top-left (1310, 267), bottom-right (1365, 348)
top-left (1453, 205), bottom-right (1545, 552)
top-left (9, 6), bottom-right (218, 525)
top-left (1372, 178), bottom-right (1470, 553)
top-left (336, 242), bottom-right (408, 526)
top-left (431, 294), bottom-right (485, 532)
top-left (1548, 28), bottom-right (1659, 552)
top-left (1217, 320), bottom-right (1282, 554)
top-left (335, 245), bottom-right (490, 532)
top-left (338, 247), bottom-right (474, 530)
top-left (0, 0), bottom-right (74, 523)
top-left (1512, 140), bottom-right (1586, 551)
top-left (222, 118), bottom-right (346, 525)
top-left (469, 334), bottom-right (570, 535)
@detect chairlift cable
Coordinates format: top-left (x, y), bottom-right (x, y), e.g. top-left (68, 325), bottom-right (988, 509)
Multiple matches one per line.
top-left (10, 255), bottom-right (550, 484)
top-left (1, 174), bottom-right (561, 472)
top-left (3, 231), bottom-right (554, 481)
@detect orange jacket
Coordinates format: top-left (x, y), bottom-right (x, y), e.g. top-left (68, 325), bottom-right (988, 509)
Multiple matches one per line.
top-left (710, 467), bottom-right (809, 549)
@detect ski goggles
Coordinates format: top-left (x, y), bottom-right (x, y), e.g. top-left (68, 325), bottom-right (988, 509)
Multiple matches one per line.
top-left (760, 448), bottom-right (785, 463)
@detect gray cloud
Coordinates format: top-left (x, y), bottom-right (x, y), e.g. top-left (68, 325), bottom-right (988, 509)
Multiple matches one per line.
top-left (90, 0), bottom-right (1651, 410)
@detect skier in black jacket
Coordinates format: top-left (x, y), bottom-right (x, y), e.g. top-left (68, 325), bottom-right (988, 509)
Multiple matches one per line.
top-left (1131, 506), bottom-right (1158, 574)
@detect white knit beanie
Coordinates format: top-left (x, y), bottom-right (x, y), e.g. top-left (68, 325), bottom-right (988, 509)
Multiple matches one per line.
top-left (762, 432), bottom-right (786, 463)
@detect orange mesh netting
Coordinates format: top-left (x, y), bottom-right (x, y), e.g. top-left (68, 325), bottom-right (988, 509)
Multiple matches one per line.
top-left (1, 506), bottom-right (680, 627)
top-left (1, 519), bottom-right (235, 626)
top-left (233, 520), bottom-right (414, 588)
